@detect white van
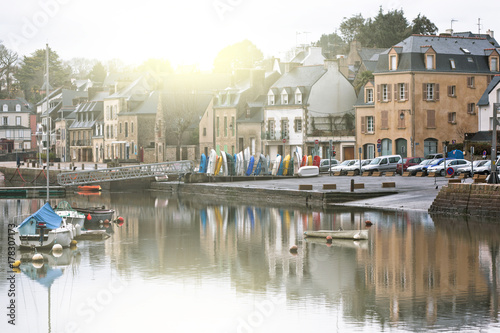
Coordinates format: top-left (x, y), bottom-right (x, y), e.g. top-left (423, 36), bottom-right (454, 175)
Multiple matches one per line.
top-left (361, 154), bottom-right (402, 173)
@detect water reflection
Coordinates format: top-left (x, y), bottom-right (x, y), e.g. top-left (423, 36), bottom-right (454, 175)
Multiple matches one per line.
top-left (0, 193), bottom-right (499, 332)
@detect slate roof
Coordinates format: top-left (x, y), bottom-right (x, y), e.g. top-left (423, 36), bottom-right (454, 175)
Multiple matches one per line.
top-left (123, 91), bottom-right (159, 115)
top-left (375, 35), bottom-right (500, 74)
top-left (70, 101), bottom-right (104, 129)
top-left (354, 81), bottom-right (375, 107)
top-left (478, 76), bottom-right (500, 106)
top-left (0, 97), bottom-right (33, 112)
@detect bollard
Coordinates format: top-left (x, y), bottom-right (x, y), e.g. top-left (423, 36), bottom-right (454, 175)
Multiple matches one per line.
top-left (82, 163), bottom-right (85, 170)
top-left (95, 163), bottom-right (98, 170)
top-left (58, 163), bottom-right (60, 170)
top-left (350, 179), bottom-right (354, 192)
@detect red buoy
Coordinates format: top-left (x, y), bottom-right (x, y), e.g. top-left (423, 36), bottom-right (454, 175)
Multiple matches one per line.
top-left (365, 220), bottom-right (373, 226)
top-left (117, 216), bottom-right (124, 223)
top-left (326, 235), bottom-right (332, 242)
top-left (86, 214), bottom-right (92, 221)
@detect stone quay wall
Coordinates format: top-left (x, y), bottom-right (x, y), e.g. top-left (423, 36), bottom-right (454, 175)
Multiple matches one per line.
top-left (429, 183), bottom-right (500, 218)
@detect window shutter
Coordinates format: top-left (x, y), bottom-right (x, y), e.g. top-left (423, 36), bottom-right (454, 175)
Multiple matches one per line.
top-left (394, 84), bottom-right (398, 101)
top-left (467, 77), bottom-right (471, 87)
top-left (427, 110), bottom-right (435, 128)
top-left (377, 85), bottom-right (381, 102)
top-left (381, 111), bottom-right (388, 129)
top-left (387, 84), bottom-right (392, 101)
top-left (361, 116), bottom-right (365, 134)
top-left (404, 83), bottom-right (408, 100)
top-left (435, 84), bottom-right (440, 101)
top-left (422, 83), bottom-right (426, 100)
top-left (447, 85), bottom-right (452, 96)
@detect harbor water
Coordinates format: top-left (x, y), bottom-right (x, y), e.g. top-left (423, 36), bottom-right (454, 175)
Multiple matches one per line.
top-left (1, 191), bottom-right (500, 332)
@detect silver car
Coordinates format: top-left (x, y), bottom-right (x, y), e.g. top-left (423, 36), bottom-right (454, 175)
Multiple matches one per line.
top-left (427, 158), bottom-right (471, 176)
top-left (343, 159), bottom-right (372, 175)
top-left (330, 160), bottom-right (356, 175)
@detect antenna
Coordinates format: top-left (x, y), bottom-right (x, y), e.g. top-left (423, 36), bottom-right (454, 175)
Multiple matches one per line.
top-left (451, 18), bottom-right (458, 31)
top-left (478, 18), bottom-right (482, 35)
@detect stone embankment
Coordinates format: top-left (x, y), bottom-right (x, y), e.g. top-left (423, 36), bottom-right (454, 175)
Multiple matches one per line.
top-left (429, 183), bottom-right (500, 217)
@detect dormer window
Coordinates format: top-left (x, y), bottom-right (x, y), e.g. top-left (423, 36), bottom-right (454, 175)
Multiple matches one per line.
top-left (268, 92), bottom-right (275, 105)
top-left (426, 54), bottom-right (435, 70)
top-left (390, 55), bottom-right (397, 71)
top-left (15, 104), bottom-right (21, 111)
top-left (281, 93), bottom-right (288, 105)
top-left (491, 56), bottom-right (499, 72)
top-left (365, 88), bottom-right (374, 103)
top-left (295, 93), bottom-right (302, 104)
top-left (2, 104), bottom-right (7, 112)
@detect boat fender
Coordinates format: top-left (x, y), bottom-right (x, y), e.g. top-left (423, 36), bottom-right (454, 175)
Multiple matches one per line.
top-left (86, 214), bottom-right (92, 221)
top-left (353, 232), bottom-right (361, 240)
top-left (12, 260), bottom-right (21, 268)
top-left (289, 245), bottom-right (298, 254)
top-left (326, 235), bottom-right (332, 243)
top-left (365, 220), bottom-right (373, 226)
top-left (52, 244), bottom-right (63, 256)
top-left (71, 240), bottom-right (78, 246)
top-left (32, 253), bottom-right (44, 262)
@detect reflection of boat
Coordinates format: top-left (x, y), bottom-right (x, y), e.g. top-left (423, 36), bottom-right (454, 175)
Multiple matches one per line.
top-left (13, 203), bottom-right (73, 249)
top-left (304, 229), bottom-right (368, 240)
top-left (304, 237), bottom-right (369, 249)
top-left (77, 185), bottom-right (101, 192)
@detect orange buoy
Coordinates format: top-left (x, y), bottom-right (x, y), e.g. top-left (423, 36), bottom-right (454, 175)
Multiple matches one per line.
top-left (365, 220), bottom-right (373, 226)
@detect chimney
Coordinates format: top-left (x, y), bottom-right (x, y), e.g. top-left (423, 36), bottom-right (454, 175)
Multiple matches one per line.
top-left (487, 29), bottom-right (494, 38)
top-left (324, 59), bottom-right (339, 71)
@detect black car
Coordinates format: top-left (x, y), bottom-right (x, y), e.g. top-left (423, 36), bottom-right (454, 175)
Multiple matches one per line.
top-left (319, 159), bottom-right (339, 173)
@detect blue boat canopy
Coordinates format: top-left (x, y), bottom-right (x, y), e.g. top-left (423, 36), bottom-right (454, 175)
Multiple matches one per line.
top-left (19, 203), bottom-right (63, 230)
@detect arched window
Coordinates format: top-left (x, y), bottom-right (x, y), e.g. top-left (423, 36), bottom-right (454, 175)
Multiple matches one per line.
top-left (2, 104), bottom-right (7, 112)
top-left (15, 104), bottom-right (21, 111)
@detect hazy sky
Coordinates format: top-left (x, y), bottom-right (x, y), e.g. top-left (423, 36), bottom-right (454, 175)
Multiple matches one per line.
top-left (1, 0), bottom-right (499, 71)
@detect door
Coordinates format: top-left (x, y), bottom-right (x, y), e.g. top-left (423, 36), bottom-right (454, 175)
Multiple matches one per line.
top-left (396, 138), bottom-right (407, 158)
top-left (343, 147), bottom-right (354, 160)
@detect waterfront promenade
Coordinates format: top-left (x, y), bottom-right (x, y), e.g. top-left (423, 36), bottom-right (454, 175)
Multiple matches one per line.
top-left (0, 161), bottom-right (467, 212)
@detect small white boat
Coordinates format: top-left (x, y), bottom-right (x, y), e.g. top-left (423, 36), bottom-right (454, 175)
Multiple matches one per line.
top-left (304, 229), bottom-right (369, 240)
top-left (54, 201), bottom-right (85, 236)
top-left (13, 203), bottom-right (74, 249)
top-left (297, 166), bottom-right (319, 177)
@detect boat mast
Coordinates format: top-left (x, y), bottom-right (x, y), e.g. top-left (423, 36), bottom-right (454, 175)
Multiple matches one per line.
top-left (46, 43), bottom-right (50, 202)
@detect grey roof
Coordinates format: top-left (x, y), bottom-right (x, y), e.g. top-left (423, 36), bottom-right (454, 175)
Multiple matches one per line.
top-left (0, 97), bottom-right (33, 112)
top-left (70, 101), bottom-right (104, 129)
top-left (466, 130), bottom-right (500, 142)
top-left (478, 76), bottom-right (500, 106)
top-left (453, 31), bottom-right (500, 48)
top-left (359, 48), bottom-right (387, 62)
top-left (107, 75), bottom-right (151, 100)
top-left (124, 91), bottom-right (159, 115)
top-left (102, 72), bottom-right (141, 87)
top-left (354, 81), bottom-right (375, 107)
top-left (271, 65), bottom-right (326, 89)
top-left (61, 89), bottom-right (87, 106)
top-left (375, 35), bottom-right (500, 74)
top-left (90, 91), bottom-right (110, 101)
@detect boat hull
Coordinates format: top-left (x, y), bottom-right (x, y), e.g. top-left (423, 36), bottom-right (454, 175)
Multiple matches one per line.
top-left (297, 166), bottom-right (319, 177)
top-left (75, 207), bottom-right (115, 224)
top-left (13, 227), bottom-right (73, 249)
top-left (304, 229), bottom-right (369, 240)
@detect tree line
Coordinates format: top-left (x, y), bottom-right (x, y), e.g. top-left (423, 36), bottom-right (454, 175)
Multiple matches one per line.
top-left (0, 7), bottom-right (438, 103)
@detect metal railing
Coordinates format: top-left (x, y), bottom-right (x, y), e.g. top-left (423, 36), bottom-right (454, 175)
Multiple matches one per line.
top-left (57, 160), bottom-right (194, 186)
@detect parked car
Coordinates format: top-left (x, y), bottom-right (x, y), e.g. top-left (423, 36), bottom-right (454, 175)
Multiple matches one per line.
top-left (457, 160), bottom-right (488, 177)
top-left (330, 159), bottom-right (356, 175)
top-left (406, 159), bottom-right (435, 176)
top-left (361, 155), bottom-right (402, 173)
top-left (396, 157), bottom-right (424, 175)
top-left (421, 158), bottom-right (445, 175)
top-left (343, 159), bottom-right (372, 175)
top-left (425, 153), bottom-right (444, 159)
top-left (427, 158), bottom-right (470, 176)
top-left (319, 159), bottom-right (339, 173)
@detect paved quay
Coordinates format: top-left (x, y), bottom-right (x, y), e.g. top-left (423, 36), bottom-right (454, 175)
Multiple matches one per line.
top-left (184, 173), bottom-right (468, 212)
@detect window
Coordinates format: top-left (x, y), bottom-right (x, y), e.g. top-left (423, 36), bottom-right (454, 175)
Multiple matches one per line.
top-left (381, 110), bottom-right (388, 129)
top-left (216, 117), bottom-right (220, 137)
top-left (131, 122), bottom-right (134, 134)
top-left (125, 122), bottom-right (128, 137)
top-left (119, 123), bottom-right (122, 134)
top-left (231, 116), bottom-right (235, 136)
top-left (295, 93), bottom-right (302, 104)
top-left (224, 116), bottom-right (227, 136)
top-left (281, 119), bottom-right (289, 139)
top-left (268, 93), bottom-right (274, 105)
top-left (365, 88), bottom-right (374, 103)
top-left (295, 119), bottom-right (302, 132)
top-left (448, 85), bottom-right (456, 97)
top-left (268, 120), bottom-right (275, 139)
top-left (448, 112), bottom-right (456, 124)
top-left (467, 76), bottom-right (475, 88)
top-left (203, 127), bottom-right (207, 136)
top-left (2, 104), bottom-right (7, 112)
top-left (366, 116), bottom-right (374, 133)
top-left (449, 59), bottom-right (456, 70)
top-left (491, 57), bottom-right (499, 72)
top-left (390, 55), bottom-right (397, 71)
top-left (397, 83), bottom-right (407, 101)
top-left (15, 104), bottom-right (21, 112)
top-left (426, 110), bottom-right (435, 128)
top-left (378, 84), bottom-right (391, 102)
top-left (16, 116), bottom-right (21, 126)
top-left (423, 83), bottom-right (439, 101)
top-left (2, 116), bottom-right (7, 125)
top-left (467, 103), bottom-right (475, 114)
top-left (426, 54), bottom-right (434, 70)
top-left (281, 92), bottom-right (288, 105)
